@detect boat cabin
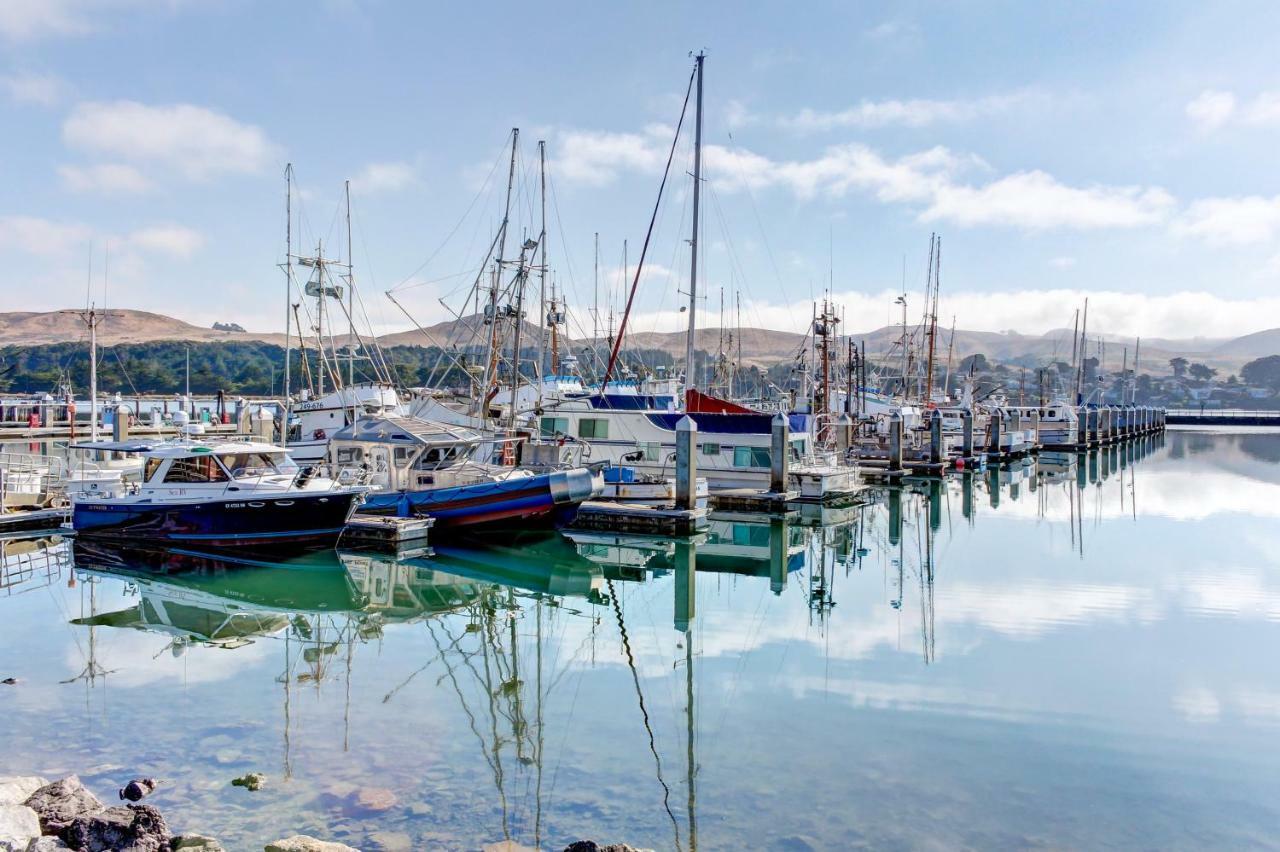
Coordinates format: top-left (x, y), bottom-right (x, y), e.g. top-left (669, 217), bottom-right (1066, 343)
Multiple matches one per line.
top-left (328, 415), bottom-right (492, 492)
top-left (71, 439), bottom-right (302, 498)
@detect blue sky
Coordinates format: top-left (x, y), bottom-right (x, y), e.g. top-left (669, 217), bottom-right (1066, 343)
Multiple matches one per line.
top-left (3, 0), bottom-right (1280, 341)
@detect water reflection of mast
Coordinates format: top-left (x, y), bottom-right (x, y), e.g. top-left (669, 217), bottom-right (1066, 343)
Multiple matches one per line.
top-left (608, 577), bottom-right (682, 851)
top-left (62, 575), bottom-right (117, 697)
top-left (673, 539), bottom-right (697, 852)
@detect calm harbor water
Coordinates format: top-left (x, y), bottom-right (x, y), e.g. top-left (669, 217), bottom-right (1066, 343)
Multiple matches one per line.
top-left (2, 429), bottom-right (1279, 850)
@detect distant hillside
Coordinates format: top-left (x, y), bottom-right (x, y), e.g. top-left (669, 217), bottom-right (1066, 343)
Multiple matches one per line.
top-left (1210, 328), bottom-right (1280, 358)
top-left (1, 309), bottom-right (1277, 375)
top-left (0, 309), bottom-right (286, 347)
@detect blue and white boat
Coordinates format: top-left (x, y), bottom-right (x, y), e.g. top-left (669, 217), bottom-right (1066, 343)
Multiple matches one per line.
top-left (328, 415), bottom-right (599, 530)
top-left (69, 438), bottom-right (366, 550)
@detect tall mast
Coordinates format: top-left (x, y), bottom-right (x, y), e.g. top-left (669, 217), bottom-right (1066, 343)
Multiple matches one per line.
top-left (735, 290), bottom-right (742, 398)
top-left (345, 180), bottom-right (356, 426)
top-left (508, 240), bottom-right (532, 431)
top-left (1069, 308), bottom-right (1079, 393)
top-left (538, 140), bottom-right (549, 387)
top-left (592, 232), bottom-right (600, 359)
top-left (482, 129), bottom-right (519, 419)
top-left (283, 165), bottom-right (293, 426)
top-left (924, 235), bottom-right (940, 402)
top-left (1120, 346), bottom-right (1128, 406)
top-left (942, 316), bottom-right (956, 400)
top-left (89, 307), bottom-right (99, 442)
top-left (1075, 298), bottom-right (1089, 404)
top-left (1132, 337), bottom-right (1141, 403)
top-left (683, 51), bottom-right (705, 394)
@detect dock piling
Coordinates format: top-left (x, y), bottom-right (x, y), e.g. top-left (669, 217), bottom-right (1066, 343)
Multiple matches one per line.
top-left (888, 412), bottom-right (904, 473)
top-left (929, 410), bottom-right (943, 465)
top-left (770, 413), bottom-right (789, 493)
top-left (675, 415), bottom-right (698, 511)
top-left (112, 403), bottom-right (130, 443)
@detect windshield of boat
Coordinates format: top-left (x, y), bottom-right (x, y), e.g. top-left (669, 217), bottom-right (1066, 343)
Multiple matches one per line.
top-left (217, 451), bottom-right (297, 478)
top-left (415, 444), bottom-right (472, 469)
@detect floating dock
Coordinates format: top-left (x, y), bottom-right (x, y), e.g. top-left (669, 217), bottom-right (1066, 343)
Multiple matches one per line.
top-left (0, 507), bottom-right (70, 535)
top-left (571, 501), bottom-right (708, 536)
top-left (342, 514), bottom-right (434, 556)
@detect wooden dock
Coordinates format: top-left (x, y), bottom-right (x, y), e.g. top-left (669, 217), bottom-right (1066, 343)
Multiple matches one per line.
top-left (0, 507), bottom-right (70, 536)
top-left (342, 514), bottom-right (434, 557)
top-left (571, 501), bottom-right (708, 536)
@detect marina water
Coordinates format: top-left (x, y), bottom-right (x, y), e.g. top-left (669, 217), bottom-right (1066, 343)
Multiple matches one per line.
top-left (2, 428), bottom-right (1278, 849)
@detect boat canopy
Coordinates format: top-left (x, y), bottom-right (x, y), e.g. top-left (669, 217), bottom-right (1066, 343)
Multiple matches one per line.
top-left (69, 439), bottom-right (285, 457)
top-left (331, 415), bottom-right (484, 447)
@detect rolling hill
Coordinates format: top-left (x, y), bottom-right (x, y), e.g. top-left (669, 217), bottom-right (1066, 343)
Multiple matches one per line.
top-left (1, 309), bottom-right (1276, 375)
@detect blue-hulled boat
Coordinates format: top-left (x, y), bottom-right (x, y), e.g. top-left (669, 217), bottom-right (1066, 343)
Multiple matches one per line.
top-left (69, 438), bottom-right (366, 550)
top-left (328, 416), bottom-right (600, 530)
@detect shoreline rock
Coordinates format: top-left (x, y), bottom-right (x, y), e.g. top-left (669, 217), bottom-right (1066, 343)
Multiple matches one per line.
top-left (23, 777), bottom-right (104, 836)
top-left (0, 802), bottom-right (42, 850)
top-left (61, 803), bottom-right (169, 852)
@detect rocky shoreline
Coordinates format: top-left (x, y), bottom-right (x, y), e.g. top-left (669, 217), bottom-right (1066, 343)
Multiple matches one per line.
top-left (0, 773), bottom-right (647, 852)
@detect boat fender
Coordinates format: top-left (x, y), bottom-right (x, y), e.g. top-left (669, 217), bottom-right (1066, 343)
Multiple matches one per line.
top-left (550, 467), bottom-right (602, 503)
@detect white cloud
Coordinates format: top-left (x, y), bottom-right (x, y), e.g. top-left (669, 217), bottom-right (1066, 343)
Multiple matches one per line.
top-left (923, 170), bottom-right (1175, 229)
top-left (63, 101), bottom-right (278, 180)
top-left (0, 71), bottom-right (69, 105)
top-left (1186, 89), bottom-right (1280, 130)
top-left (724, 99), bottom-right (755, 129)
top-left (1174, 195), bottom-right (1280, 245)
top-left (0, 0), bottom-right (92, 41)
top-left (0, 216), bottom-right (203, 259)
top-left (554, 128), bottom-right (668, 185)
top-left (706, 141), bottom-right (1172, 230)
top-left (128, 224), bottom-right (204, 257)
top-left (351, 160), bottom-right (418, 194)
top-left (780, 93), bottom-right (1030, 132)
top-left (0, 215), bottom-right (93, 255)
top-left (864, 20), bottom-right (918, 41)
top-left (59, 163), bottom-right (153, 194)
top-left (558, 125), bottom-right (1172, 232)
top-left (1186, 90), bottom-right (1237, 130)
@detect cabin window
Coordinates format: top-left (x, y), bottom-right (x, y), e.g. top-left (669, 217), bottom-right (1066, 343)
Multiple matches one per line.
top-left (335, 447), bottom-right (363, 465)
top-left (640, 442), bottom-right (661, 461)
top-left (219, 452), bottom-right (280, 477)
top-left (701, 442), bottom-right (721, 455)
top-left (163, 455), bottom-right (229, 483)
top-left (394, 447), bottom-right (415, 467)
top-left (579, 418), bottom-right (609, 439)
top-left (733, 447), bottom-right (771, 468)
top-left (540, 416), bottom-right (569, 437)
top-left (143, 457), bottom-right (164, 482)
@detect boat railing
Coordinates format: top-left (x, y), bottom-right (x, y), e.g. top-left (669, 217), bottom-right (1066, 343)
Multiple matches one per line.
top-left (0, 452), bottom-right (69, 510)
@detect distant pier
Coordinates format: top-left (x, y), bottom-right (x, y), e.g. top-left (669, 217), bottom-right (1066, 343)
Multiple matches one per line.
top-left (1166, 409), bottom-right (1280, 427)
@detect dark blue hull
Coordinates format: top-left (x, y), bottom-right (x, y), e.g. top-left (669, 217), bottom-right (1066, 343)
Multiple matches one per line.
top-left (72, 491), bottom-right (362, 551)
top-left (359, 469), bottom-right (596, 531)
